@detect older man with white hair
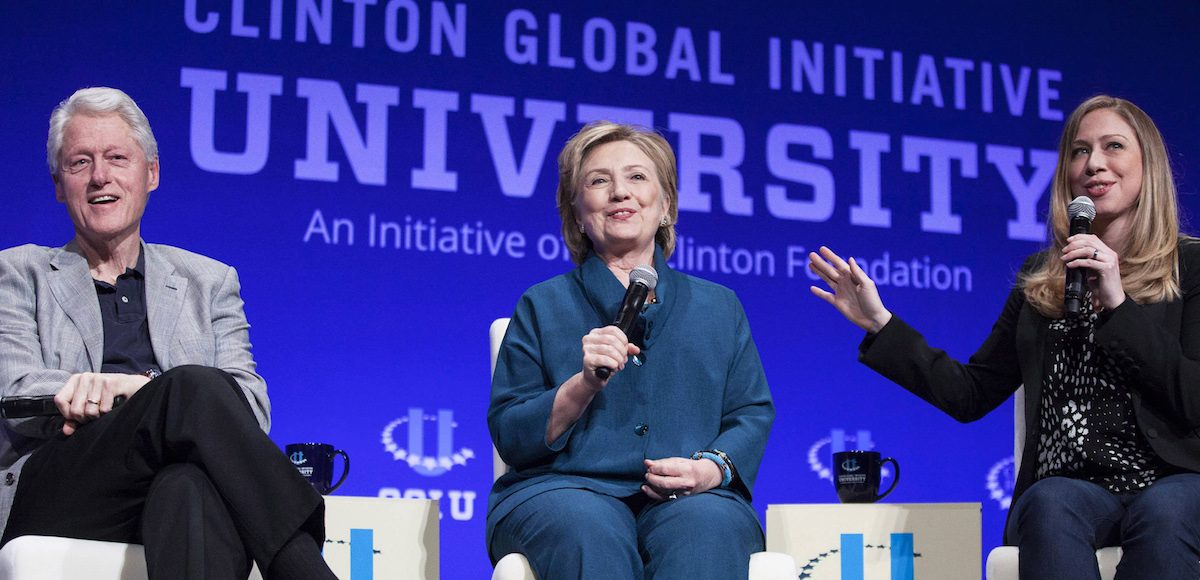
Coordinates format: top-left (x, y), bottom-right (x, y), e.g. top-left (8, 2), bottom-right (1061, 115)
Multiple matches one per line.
top-left (0, 87), bottom-right (336, 580)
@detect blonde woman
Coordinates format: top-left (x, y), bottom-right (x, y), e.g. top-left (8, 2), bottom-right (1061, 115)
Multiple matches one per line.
top-left (810, 96), bottom-right (1200, 579)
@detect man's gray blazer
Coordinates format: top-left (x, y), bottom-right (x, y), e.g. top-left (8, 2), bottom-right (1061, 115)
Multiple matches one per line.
top-left (0, 240), bottom-right (269, 539)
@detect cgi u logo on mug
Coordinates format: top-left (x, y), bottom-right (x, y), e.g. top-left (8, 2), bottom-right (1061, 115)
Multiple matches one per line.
top-left (289, 450), bottom-right (310, 472)
top-left (833, 450), bottom-right (900, 503)
top-left (286, 442), bottom-right (350, 495)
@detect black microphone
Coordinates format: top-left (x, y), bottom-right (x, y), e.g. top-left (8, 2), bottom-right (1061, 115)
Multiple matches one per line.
top-left (595, 265), bottom-right (658, 380)
top-left (1, 395), bottom-right (127, 418)
top-left (1064, 196), bottom-right (1097, 316)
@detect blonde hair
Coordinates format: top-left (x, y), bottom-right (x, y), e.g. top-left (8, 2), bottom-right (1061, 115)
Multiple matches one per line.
top-left (555, 121), bottom-right (679, 264)
top-left (1021, 95), bottom-right (1184, 316)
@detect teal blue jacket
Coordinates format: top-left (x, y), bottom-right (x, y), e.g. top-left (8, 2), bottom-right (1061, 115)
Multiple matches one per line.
top-left (487, 247), bottom-right (774, 547)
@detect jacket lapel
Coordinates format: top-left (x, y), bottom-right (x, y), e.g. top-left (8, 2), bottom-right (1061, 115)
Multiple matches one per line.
top-left (579, 252), bottom-right (625, 326)
top-left (576, 246), bottom-right (680, 350)
top-left (144, 243), bottom-right (187, 369)
top-left (641, 246), bottom-right (682, 350)
top-left (48, 242), bottom-right (104, 372)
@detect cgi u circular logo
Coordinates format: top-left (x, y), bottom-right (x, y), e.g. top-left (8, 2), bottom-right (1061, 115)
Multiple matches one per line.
top-left (986, 455), bottom-right (1017, 509)
top-left (289, 451), bottom-right (307, 466)
top-left (381, 408), bottom-right (475, 477)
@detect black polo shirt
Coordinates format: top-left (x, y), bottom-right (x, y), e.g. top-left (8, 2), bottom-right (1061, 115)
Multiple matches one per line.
top-left (93, 252), bottom-right (161, 376)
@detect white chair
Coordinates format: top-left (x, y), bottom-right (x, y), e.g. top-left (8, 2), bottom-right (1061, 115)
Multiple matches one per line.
top-left (488, 318), bottom-right (797, 580)
top-left (0, 475), bottom-right (433, 580)
top-left (984, 387), bottom-right (1123, 580)
top-left (0, 535), bottom-right (263, 580)
top-left (0, 495), bottom-right (442, 580)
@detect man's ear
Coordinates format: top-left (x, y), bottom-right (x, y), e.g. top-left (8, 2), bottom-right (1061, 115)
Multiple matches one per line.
top-left (146, 158), bottom-right (160, 193)
top-left (52, 171), bottom-right (65, 203)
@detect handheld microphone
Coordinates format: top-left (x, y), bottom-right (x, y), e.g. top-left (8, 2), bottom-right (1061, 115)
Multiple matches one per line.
top-left (1064, 196), bottom-right (1097, 316)
top-left (595, 265), bottom-right (658, 380)
top-left (0, 395), bottom-right (127, 418)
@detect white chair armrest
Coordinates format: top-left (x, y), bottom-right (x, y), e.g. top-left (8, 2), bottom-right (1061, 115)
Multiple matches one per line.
top-left (985, 546), bottom-right (1019, 579)
top-left (986, 545), bottom-right (1125, 580)
top-left (491, 549), bottom-right (796, 580)
top-left (749, 551), bottom-right (798, 580)
top-left (491, 552), bottom-right (536, 580)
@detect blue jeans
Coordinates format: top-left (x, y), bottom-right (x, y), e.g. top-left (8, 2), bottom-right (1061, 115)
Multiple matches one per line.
top-left (490, 488), bottom-right (764, 580)
top-left (1007, 474), bottom-right (1200, 580)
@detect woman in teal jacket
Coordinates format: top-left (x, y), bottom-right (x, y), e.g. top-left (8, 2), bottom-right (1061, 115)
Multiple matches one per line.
top-left (487, 121), bottom-right (775, 579)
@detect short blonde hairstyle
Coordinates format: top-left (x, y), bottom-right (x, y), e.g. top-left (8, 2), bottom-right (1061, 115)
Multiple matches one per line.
top-left (555, 122), bottom-right (679, 264)
top-left (1021, 95), bottom-right (1185, 316)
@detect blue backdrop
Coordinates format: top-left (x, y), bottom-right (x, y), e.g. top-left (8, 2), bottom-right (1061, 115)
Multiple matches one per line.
top-left (3, 1), bottom-right (1198, 577)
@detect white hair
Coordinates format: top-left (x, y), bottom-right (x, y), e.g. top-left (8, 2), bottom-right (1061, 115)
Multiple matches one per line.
top-left (47, 87), bottom-right (158, 174)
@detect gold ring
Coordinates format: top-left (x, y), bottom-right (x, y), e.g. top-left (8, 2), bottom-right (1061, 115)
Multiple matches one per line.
top-left (86, 399), bottom-right (100, 405)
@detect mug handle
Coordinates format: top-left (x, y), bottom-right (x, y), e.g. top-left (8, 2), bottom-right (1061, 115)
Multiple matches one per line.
top-left (328, 449), bottom-right (350, 494)
top-left (876, 457), bottom-right (900, 501)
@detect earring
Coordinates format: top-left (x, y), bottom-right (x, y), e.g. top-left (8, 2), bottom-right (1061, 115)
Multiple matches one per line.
top-left (578, 223), bottom-right (585, 233)
top-left (660, 217), bottom-right (669, 227)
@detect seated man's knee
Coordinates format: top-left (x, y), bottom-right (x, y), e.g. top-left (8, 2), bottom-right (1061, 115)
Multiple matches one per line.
top-left (149, 464), bottom-right (217, 499)
top-left (152, 366), bottom-right (246, 411)
top-left (158, 365), bottom-right (236, 391)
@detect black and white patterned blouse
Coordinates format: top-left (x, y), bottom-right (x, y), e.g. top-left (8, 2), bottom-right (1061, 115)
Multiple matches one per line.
top-left (1036, 293), bottom-right (1173, 493)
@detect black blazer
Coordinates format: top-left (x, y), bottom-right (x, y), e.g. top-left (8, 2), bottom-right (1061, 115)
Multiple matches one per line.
top-left (858, 239), bottom-right (1200, 542)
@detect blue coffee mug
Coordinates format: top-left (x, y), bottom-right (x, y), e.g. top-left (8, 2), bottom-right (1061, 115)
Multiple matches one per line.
top-left (833, 450), bottom-right (899, 503)
top-left (286, 442), bottom-right (349, 495)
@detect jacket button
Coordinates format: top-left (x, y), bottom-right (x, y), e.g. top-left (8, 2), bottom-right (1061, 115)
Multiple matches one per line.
top-left (1146, 428), bottom-right (1159, 439)
top-left (4, 473), bottom-right (14, 486)
top-left (634, 423), bottom-right (649, 436)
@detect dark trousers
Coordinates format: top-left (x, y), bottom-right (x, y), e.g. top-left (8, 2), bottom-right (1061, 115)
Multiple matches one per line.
top-left (1, 366), bottom-right (324, 579)
top-left (1008, 474), bottom-right (1200, 580)
top-left (491, 487), bottom-right (764, 580)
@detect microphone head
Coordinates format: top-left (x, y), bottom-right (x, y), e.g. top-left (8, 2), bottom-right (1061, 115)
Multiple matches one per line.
top-left (1068, 196), bottom-right (1096, 222)
top-left (630, 265), bottom-right (658, 290)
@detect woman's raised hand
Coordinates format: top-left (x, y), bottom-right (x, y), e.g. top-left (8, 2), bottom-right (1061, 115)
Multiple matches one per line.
top-left (808, 246), bottom-right (893, 333)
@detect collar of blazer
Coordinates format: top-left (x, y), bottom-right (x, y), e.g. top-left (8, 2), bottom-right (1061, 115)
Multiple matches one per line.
top-left (48, 240), bottom-right (188, 372)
